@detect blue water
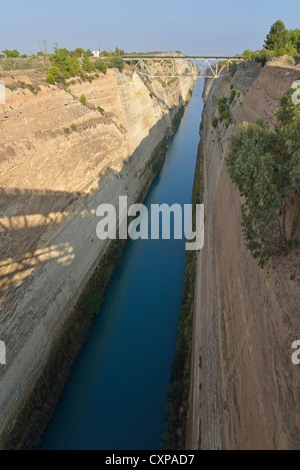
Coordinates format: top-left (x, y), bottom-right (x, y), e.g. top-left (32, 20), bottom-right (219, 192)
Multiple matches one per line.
top-left (40, 79), bottom-right (204, 450)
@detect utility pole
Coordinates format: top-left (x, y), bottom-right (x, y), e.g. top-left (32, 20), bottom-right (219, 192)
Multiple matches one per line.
top-left (43, 40), bottom-right (47, 55)
top-left (39, 40), bottom-right (41, 53)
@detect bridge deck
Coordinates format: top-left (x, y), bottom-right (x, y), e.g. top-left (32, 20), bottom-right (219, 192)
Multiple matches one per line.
top-left (122, 55), bottom-right (243, 60)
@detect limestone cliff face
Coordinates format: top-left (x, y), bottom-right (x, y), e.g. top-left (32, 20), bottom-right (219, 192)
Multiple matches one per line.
top-left (189, 59), bottom-right (300, 450)
top-left (0, 66), bottom-right (194, 441)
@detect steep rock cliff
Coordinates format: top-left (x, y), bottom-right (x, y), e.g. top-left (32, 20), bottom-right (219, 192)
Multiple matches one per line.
top-left (189, 59), bottom-right (300, 449)
top-left (0, 66), bottom-right (194, 442)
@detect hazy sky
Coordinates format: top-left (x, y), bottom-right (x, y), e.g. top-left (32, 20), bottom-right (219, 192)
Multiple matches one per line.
top-left (0, 0), bottom-right (299, 55)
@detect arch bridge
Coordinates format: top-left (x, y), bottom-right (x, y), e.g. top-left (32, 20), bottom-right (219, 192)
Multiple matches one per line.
top-left (122, 55), bottom-right (244, 79)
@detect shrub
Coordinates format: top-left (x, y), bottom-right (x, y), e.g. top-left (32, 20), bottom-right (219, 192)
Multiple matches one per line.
top-left (211, 116), bottom-right (219, 128)
top-left (228, 89), bottom-right (236, 104)
top-left (50, 45), bottom-right (81, 78)
top-left (94, 59), bottom-right (107, 74)
top-left (226, 88), bottom-right (300, 266)
top-left (217, 97), bottom-right (232, 124)
top-left (252, 48), bottom-right (275, 65)
top-left (47, 65), bottom-right (60, 82)
top-left (108, 56), bottom-right (124, 72)
top-left (74, 48), bottom-right (85, 57)
top-left (14, 59), bottom-right (34, 70)
top-left (71, 123), bottom-right (77, 131)
top-left (64, 127), bottom-right (70, 134)
top-left (243, 49), bottom-right (252, 61)
top-left (229, 61), bottom-right (237, 77)
top-left (97, 106), bottom-right (105, 114)
top-left (46, 73), bottom-right (55, 84)
top-left (80, 94), bottom-right (87, 105)
top-left (81, 56), bottom-right (96, 72)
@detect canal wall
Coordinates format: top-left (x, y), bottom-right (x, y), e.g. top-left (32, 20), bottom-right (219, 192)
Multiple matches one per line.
top-left (188, 58), bottom-right (300, 449)
top-left (0, 65), bottom-right (194, 446)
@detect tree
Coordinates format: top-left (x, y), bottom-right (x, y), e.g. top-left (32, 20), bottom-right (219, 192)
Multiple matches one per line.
top-left (108, 56), bottom-right (124, 72)
top-left (290, 28), bottom-right (300, 53)
top-left (50, 45), bottom-right (80, 78)
top-left (243, 49), bottom-right (252, 61)
top-left (94, 59), bottom-right (107, 74)
top-left (81, 55), bottom-right (96, 72)
top-left (46, 73), bottom-right (55, 84)
top-left (2, 49), bottom-right (20, 58)
top-left (264, 20), bottom-right (289, 54)
top-left (226, 88), bottom-right (300, 267)
top-left (74, 48), bottom-right (85, 57)
top-left (47, 65), bottom-right (60, 82)
top-left (114, 46), bottom-right (124, 56)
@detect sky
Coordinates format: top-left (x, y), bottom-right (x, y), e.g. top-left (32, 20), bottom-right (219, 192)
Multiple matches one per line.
top-left (0, 0), bottom-right (299, 56)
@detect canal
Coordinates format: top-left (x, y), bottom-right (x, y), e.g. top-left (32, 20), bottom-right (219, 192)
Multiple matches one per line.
top-left (40, 79), bottom-right (204, 450)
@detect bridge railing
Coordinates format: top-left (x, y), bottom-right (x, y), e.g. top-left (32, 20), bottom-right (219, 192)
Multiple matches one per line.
top-left (122, 55), bottom-right (244, 79)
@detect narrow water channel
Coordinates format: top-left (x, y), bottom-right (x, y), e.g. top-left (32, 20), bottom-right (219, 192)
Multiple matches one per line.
top-left (40, 79), bottom-right (204, 450)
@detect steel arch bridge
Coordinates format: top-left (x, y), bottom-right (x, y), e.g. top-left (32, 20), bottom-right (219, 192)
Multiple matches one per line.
top-left (122, 55), bottom-right (244, 79)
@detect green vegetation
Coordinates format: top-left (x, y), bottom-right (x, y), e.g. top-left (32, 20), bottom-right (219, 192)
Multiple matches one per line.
top-left (44, 45), bottom-right (124, 84)
top-left (2, 49), bottom-right (20, 58)
top-left (172, 106), bottom-right (185, 132)
top-left (0, 44), bottom-right (125, 78)
top-left (211, 116), bottom-right (219, 128)
top-left (94, 59), bottom-right (107, 74)
top-left (229, 61), bottom-right (238, 76)
top-left (79, 94), bottom-right (87, 105)
top-left (228, 88), bottom-right (236, 104)
top-left (226, 86), bottom-right (300, 267)
top-left (243, 48), bottom-right (276, 66)
top-left (0, 57), bottom-right (47, 71)
top-left (107, 56), bottom-right (124, 72)
top-left (81, 56), bottom-right (96, 72)
top-left (26, 83), bottom-right (34, 92)
top-left (211, 93), bottom-right (235, 129)
top-left (97, 106), bottom-right (105, 114)
top-left (243, 20), bottom-right (300, 66)
top-left (264, 20), bottom-right (298, 56)
top-left (46, 73), bottom-right (55, 84)
top-left (63, 127), bottom-right (70, 135)
top-left (164, 137), bottom-right (203, 450)
top-left (71, 123), bottom-right (77, 131)
top-left (217, 97), bottom-right (233, 126)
